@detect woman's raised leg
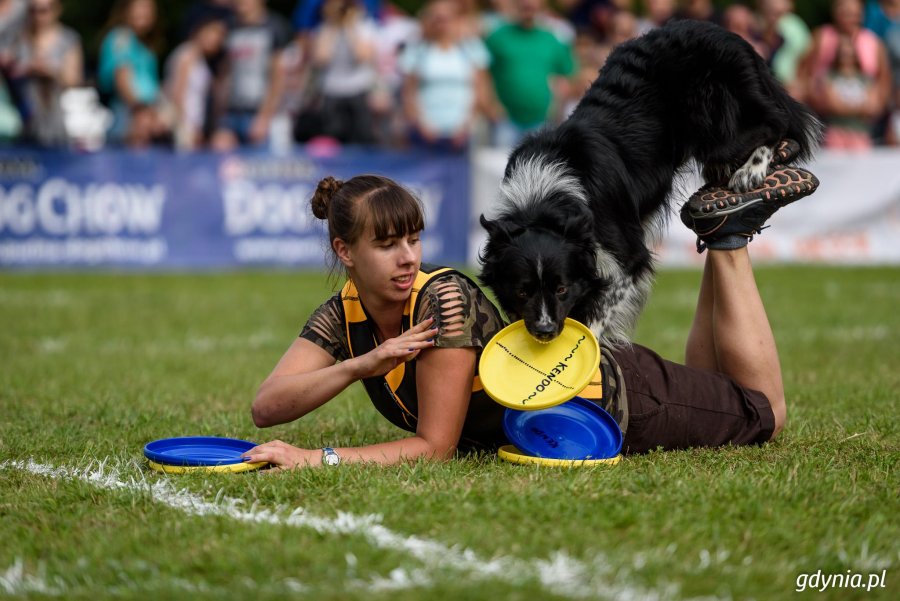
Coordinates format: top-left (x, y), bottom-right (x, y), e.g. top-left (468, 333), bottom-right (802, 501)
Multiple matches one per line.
top-left (706, 248), bottom-right (786, 438)
top-left (685, 255), bottom-right (718, 371)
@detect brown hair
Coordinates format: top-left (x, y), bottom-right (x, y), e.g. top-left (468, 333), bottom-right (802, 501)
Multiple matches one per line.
top-left (311, 174), bottom-right (425, 281)
top-left (103, 0), bottom-right (164, 54)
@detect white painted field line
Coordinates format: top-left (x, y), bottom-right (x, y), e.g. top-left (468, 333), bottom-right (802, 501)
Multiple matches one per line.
top-left (0, 556), bottom-right (438, 597)
top-left (2, 458), bottom-right (710, 601)
top-left (0, 559), bottom-right (63, 596)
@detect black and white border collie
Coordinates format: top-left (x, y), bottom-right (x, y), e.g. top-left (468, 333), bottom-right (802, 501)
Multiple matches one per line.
top-left (479, 20), bottom-right (822, 346)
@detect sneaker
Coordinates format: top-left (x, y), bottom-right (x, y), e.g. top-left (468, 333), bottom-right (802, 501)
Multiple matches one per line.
top-left (681, 164), bottom-right (819, 253)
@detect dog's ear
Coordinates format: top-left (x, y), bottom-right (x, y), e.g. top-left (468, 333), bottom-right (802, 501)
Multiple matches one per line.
top-left (480, 215), bottom-right (514, 242)
top-left (560, 211), bottom-right (595, 249)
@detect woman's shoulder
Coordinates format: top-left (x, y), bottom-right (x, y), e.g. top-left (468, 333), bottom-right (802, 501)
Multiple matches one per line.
top-left (421, 268), bottom-right (482, 300)
top-left (419, 269), bottom-right (506, 348)
top-left (299, 291), bottom-right (349, 360)
top-left (458, 36), bottom-right (490, 65)
top-left (166, 41), bottom-right (199, 68)
top-left (57, 25), bottom-right (81, 50)
top-left (101, 27), bottom-right (135, 53)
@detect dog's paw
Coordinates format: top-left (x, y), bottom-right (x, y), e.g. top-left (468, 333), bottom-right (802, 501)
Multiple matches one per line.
top-left (773, 139), bottom-right (801, 165)
top-left (729, 146), bottom-right (773, 192)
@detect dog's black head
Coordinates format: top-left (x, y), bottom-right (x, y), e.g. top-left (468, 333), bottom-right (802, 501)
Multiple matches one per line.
top-left (479, 208), bottom-right (606, 343)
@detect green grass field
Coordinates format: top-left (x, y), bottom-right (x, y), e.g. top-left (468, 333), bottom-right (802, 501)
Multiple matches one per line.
top-left (1, 266), bottom-right (897, 600)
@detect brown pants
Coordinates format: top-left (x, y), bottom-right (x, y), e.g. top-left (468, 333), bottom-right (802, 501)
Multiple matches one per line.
top-left (610, 344), bottom-right (776, 454)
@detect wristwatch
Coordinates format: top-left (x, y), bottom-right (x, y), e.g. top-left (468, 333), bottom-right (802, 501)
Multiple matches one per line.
top-left (321, 447), bottom-right (341, 466)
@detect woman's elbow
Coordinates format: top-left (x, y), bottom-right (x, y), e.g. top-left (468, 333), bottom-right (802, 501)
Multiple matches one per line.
top-left (250, 401), bottom-right (272, 428)
top-left (423, 439), bottom-right (458, 461)
top-left (251, 388), bottom-right (277, 428)
top-left (435, 445), bottom-right (458, 461)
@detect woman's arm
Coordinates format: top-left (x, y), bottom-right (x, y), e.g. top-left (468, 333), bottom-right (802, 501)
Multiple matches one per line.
top-left (311, 26), bottom-right (337, 66)
top-left (113, 65), bottom-right (141, 108)
top-left (168, 47), bottom-right (195, 119)
top-left (819, 80), bottom-right (856, 117)
top-left (332, 346), bottom-right (475, 463)
top-left (245, 339), bottom-right (475, 468)
top-left (472, 67), bottom-right (495, 121)
top-left (249, 49), bottom-right (287, 143)
top-left (346, 17), bottom-right (375, 64)
top-left (402, 71), bottom-right (436, 140)
top-left (252, 317), bottom-right (438, 427)
top-left (871, 43), bottom-right (892, 116)
top-left (60, 41), bottom-right (83, 88)
top-left (401, 71), bottom-right (419, 124)
top-left (251, 338), bottom-right (353, 427)
top-left (795, 29), bottom-right (823, 107)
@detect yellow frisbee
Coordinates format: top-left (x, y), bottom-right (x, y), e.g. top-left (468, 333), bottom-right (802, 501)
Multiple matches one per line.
top-left (479, 318), bottom-right (600, 410)
top-left (147, 460), bottom-right (268, 474)
top-left (497, 445), bottom-right (621, 468)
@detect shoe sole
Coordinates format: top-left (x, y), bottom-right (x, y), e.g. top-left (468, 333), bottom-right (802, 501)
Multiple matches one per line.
top-left (684, 166), bottom-right (820, 220)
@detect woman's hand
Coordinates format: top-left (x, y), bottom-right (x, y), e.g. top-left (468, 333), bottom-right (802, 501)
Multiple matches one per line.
top-left (350, 317), bottom-right (438, 379)
top-left (450, 125), bottom-right (470, 149)
top-left (249, 112), bottom-right (271, 145)
top-left (862, 88), bottom-right (885, 119)
top-left (416, 122), bottom-right (440, 144)
top-left (241, 440), bottom-right (321, 469)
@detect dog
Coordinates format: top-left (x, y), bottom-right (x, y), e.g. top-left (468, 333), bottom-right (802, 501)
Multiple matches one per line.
top-left (478, 20), bottom-right (822, 346)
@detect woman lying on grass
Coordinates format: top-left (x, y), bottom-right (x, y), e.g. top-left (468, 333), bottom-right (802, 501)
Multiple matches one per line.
top-left (242, 174), bottom-right (788, 468)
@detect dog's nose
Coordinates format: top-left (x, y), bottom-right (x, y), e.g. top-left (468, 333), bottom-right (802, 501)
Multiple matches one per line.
top-left (531, 320), bottom-right (558, 342)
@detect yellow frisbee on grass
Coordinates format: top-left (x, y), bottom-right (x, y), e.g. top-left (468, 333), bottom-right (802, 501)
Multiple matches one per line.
top-left (479, 318), bottom-right (600, 410)
top-left (147, 460), bottom-right (267, 474)
top-left (497, 445), bottom-right (621, 468)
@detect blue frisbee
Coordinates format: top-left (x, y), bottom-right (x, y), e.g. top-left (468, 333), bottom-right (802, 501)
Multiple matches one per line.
top-left (143, 436), bottom-right (257, 467)
top-left (503, 396), bottom-right (623, 460)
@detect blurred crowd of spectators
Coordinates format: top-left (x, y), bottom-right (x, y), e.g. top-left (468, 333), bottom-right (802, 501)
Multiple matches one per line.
top-left (0, 0), bottom-right (899, 152)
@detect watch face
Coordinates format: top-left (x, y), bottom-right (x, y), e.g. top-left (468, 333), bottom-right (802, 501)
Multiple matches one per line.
top-left (323, 452), bottom-right (340, 466)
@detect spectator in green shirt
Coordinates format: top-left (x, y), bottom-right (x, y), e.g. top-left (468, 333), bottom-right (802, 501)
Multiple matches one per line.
top-left (484, 0), bottom-right (575, 147)
top-left (759, 0), bottom-right (811, 100)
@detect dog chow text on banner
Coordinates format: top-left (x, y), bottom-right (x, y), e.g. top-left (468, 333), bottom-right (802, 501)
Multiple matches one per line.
top-left (0, 148), bottom-right (470, 269)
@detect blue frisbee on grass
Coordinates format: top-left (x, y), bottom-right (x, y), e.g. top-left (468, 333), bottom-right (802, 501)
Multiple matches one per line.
top-left (144, 436), bottom-right (258, 467)
top-left (502, 396), bottom-right (623, 460)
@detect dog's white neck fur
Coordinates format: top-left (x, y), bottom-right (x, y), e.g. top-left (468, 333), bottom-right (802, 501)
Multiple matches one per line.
top-left (500, 156), bottom-right (588, 207)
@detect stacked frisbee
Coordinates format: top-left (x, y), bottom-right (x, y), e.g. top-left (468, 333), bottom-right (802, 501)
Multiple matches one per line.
top-left (479, 319), bottom-right (623, 467)
top-left (143, 436), bottom-right (268, 474)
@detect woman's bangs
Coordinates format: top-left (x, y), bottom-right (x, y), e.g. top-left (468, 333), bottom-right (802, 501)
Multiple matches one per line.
top-left (367, 188), bottom-right (425, 239)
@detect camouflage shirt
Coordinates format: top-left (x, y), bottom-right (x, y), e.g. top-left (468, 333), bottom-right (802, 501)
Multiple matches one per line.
top-left (300, 272), bottom-right (628, 441)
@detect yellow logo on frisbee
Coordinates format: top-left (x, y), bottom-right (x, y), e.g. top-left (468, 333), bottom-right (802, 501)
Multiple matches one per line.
top-left (479, 318), bottom-right (600, 410)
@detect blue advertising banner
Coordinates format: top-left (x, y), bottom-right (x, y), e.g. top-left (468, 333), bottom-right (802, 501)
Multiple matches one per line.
top-left (0, 148), bottom-right (470, 269)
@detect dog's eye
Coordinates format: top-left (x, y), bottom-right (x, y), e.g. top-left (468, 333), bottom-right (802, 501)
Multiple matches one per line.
top-left (556, 286), bottom-right (568, 296)
top-left (516, 290), bottom-right (528, 299)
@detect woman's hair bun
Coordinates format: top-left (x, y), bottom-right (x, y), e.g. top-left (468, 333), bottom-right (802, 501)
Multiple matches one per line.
top-left (311, 176), bottom-right (343, 219)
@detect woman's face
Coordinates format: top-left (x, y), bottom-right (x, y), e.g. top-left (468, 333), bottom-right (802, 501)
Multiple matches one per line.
top-left (234, 0), bottom-right (264, 21)
top-left (28, 0), bottom-right (59, 27)
top-left (423, 1), bottom-right (458, 40)
top-left (127, 0), bottom-right (157, 36)
top-left (196, 20), bottom-right (227, 55)
top-left (833, 0), bottom-right (862, 33)
top-left (340, 226), bottom-right (423, 307)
